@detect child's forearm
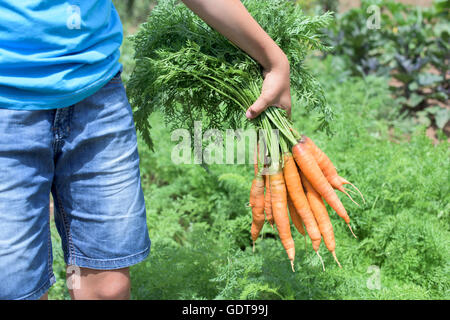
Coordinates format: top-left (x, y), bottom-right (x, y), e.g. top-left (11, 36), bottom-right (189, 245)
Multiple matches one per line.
top-left (181, 0), bottom-right (289, 72)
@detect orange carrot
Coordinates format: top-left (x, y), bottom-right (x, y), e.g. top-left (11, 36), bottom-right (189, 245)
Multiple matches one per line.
top-left (282, 153), bottom-right (322, 252)
top-left (287, 195), bottom-right (305, 237)
top-left (249, 175), bottom-right (265, 250)
top-left (301, 172), bottom-right (342, 268)
top-left (287, 194), bottom-right (308, 251)
top-left (270, 170), bottom-right (295, 271)
top-left (303, 135), bottom-right (365, 205)
top-left (264, 174), bottom-right (274, 227)
top-left (292, 141), bottom-right (357, 238)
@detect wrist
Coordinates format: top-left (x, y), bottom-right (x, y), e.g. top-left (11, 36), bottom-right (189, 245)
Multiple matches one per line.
top-left (264, 47), bottom-right (290, 74)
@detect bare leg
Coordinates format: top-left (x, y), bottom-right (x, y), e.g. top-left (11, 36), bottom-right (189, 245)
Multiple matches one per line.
top-left (40, 292), bottom-right (48, 300)
top-left (67, 266), bottom-right (131, 300)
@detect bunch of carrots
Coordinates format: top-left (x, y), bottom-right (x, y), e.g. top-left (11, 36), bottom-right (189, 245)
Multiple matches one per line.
top-left (249, 129), bottom-right (364, 272)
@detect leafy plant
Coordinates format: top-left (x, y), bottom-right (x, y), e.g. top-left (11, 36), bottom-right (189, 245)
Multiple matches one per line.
top-left (382, 1), bottom-right (449, 127)
top-left (325, 1), bottom-right (389, 76)
top-left (127, 0), bottom-right (333, 150)
top-left (328, 0), bottom-right (449, 131)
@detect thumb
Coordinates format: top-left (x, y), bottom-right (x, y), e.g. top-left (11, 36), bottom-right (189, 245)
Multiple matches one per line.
top-left (246, 96), bottom-right (268, 119)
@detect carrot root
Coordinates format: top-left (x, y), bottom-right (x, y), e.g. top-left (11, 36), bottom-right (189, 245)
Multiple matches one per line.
top-left (344, 187), bottom-right (357, 195)
top-left (347, 223), bottom-right (357, 238)
top-left (290, 260), bottom-right (295, 273)
top-left (332, 251), bottom-right (342, 268)
top-left (341, 188), bottom-right (361, 207)
top-left (343, 180), bottom-right (366, 204)
top-left (316, 251), bottom-right (325, 272)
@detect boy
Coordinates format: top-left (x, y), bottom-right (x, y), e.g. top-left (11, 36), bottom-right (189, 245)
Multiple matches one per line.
top-left (0, 0), bottom-right (291, 300)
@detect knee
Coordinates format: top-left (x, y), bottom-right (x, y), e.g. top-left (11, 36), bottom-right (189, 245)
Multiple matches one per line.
top-left (69, 267), bottom-right (131, 300)
top-left (95, 275), bottom-right (130, 300)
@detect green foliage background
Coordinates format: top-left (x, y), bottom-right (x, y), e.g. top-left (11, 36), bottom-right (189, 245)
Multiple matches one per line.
top-left (326, 0), bottom-right (449, 131)
top-left (47, 0), bottom-right (449, 300)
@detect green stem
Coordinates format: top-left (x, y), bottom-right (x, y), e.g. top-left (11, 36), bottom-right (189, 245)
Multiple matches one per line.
top-left (279, 135), bottom-right (289, 154)
top-left (265, 108), bottom-right (297, 146)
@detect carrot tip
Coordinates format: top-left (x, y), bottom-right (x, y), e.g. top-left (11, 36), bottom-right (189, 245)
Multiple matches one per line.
top-left (316, 251), bottom-right (325, 272)
top-left (347, 223), bottom-right (357, 238)
top-left (342, 189), bottom-right (361, 207)
top-left (290, 260), bottom-right (295, 273)
top-left (345, 181), bottom-right (366, 204)
top-left (252, 241), bottom-right (255, 253)
top-left (332, 251), bottom-right (342, 268)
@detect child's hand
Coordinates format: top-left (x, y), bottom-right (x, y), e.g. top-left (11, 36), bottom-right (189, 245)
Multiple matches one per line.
top-left (246, 57), bottom-right (292, 119)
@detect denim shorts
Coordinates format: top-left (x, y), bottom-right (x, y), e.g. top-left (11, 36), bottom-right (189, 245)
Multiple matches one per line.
top-left (0, 71), bottom-right (151, 300)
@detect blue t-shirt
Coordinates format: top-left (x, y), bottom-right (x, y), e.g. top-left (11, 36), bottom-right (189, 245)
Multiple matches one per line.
top-left (0, 1), bottom-right (123, 110)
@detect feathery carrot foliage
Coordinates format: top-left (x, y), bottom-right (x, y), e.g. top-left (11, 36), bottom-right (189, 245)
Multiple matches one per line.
top-left (127, 0), bottom-right (334, 150)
